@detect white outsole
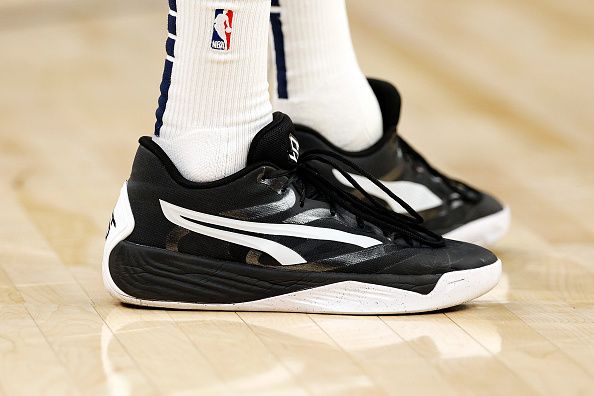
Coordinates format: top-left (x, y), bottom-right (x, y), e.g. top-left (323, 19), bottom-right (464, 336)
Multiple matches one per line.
top-left (444, 207), bottom-right (511, 246)
top-left (103, 182), bottom-right (502, 315)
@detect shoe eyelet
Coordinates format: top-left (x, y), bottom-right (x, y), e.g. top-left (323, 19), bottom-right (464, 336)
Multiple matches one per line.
top-left (256, 173), bottom-right (269, 184)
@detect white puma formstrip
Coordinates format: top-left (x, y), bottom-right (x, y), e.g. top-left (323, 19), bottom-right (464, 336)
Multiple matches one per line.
top-left (160, 200), bottom-right (382, 265)
top-left (332, 170), bottom-right (443, 213)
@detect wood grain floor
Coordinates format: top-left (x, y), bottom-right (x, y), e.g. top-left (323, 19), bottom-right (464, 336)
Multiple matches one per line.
top-left (1, 1), bottom-right (593, 395)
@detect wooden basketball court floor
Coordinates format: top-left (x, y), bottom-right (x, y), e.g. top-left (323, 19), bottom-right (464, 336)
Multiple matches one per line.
top-left (1, 0), bottom-right (593, 395)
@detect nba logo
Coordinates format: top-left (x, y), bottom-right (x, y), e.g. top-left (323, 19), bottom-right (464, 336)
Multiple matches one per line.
top-left (212, 9), bottom-right (234, 51)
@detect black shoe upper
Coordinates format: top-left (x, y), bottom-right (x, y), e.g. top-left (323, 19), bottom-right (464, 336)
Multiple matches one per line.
top-left (294, 79), bottom-right (505, 235)
top-left (122, 113), bottom-right (497, 283)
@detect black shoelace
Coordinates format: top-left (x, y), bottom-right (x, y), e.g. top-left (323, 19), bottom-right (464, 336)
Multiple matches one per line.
top-left (263, 149), bottom-right (445, 247)
top-left (399, 138), bottom-right (482, 203)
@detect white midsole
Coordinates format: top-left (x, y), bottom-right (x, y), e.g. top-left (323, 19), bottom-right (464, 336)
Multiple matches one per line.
top-left (444, 207), bottom-right (510, 246)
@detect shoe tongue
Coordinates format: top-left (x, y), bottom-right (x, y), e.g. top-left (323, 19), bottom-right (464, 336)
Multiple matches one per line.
top-left (368, 79), bottom-right (402, 131)
top-left (247, 112), bottom-right (301, 169)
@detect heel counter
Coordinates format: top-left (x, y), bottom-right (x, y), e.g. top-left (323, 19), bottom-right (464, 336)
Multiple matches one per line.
top-left (102, 182), bottom-right (136, 299)
top-left (129, 139), bottom-right (177, 186)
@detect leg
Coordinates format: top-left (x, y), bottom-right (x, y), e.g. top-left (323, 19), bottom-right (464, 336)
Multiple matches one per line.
top-left (269, 0), bottom-right (383, 151)
top-left (154, 0), bottom-right (272, 182)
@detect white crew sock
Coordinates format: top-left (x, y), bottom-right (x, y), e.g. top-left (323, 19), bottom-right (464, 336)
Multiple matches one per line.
top-left (268, 0), bottom-right (383, 151)
top-left (154, 0), bottom-right (273, 182)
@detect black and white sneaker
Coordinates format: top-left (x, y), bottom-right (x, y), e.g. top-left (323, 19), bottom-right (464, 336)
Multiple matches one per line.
top-left (295, 79), bottom-right (510, 246)
top-left (103, 113), bottom-right (501, 314)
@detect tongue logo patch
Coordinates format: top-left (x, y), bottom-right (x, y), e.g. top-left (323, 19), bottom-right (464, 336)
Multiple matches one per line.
top-left (212, 9), bottom-right (234, 51)
top-left (288, 134), bottom-right (300, 163)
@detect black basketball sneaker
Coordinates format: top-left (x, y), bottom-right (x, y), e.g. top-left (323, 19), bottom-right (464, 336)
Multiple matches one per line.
top-left (294, 79), bottom-right (510, 246)
top-left (103, 113), bottom-right (501, 314)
